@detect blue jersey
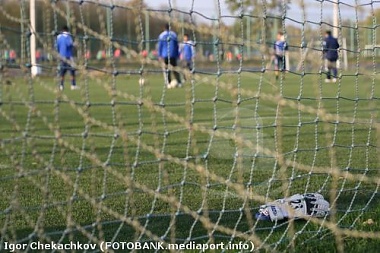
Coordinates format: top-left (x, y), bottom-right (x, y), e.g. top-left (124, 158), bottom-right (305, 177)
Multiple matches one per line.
top-left (323, 35), bottom-right (339, 61)
top-left (180, 40), bottom-right (195, 61)
top-left (56, 32), bottom-right (73, 58)
top-left (274, 40), bottom-right (288, 57)
top-left (158, 30), bottom-right (179, 58)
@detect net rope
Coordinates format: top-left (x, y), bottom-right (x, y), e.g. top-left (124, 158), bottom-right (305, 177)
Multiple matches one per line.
top-left (0, 0), bottom-right (380, 252)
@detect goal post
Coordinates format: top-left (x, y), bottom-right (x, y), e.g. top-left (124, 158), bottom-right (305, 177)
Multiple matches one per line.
top-left (30, 0), bottom-right (38, 77)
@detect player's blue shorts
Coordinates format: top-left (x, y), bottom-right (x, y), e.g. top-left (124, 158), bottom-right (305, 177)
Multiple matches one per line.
top-left (274, 55), bottom-right (286, 71)
top-left (59, 59), bottom-right (75, 77)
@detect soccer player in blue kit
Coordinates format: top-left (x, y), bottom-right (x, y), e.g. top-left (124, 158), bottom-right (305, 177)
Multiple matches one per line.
top-left (158, 24), bottom-right (182, 87)
top-left (56, 25), bottom-right (78, 90)
top-left (273, 32), bottom-right (288, 80)
top-left (180, 33), bottom-right (195, 82)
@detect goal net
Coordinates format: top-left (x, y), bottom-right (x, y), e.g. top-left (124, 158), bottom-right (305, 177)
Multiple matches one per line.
top-left (0, 0), bottom-right (379, 252)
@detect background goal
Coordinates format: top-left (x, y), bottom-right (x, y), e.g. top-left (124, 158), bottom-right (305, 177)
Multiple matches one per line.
top-left (0, 0), bottom-right (380, 252)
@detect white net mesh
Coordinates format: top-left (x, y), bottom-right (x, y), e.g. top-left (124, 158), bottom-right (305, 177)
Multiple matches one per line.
top-left (0, 0), bottom-right (380, 252)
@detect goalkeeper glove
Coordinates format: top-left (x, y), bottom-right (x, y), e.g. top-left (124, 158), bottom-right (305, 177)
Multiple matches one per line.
top-left (255, 193), bottom-right (330, 221)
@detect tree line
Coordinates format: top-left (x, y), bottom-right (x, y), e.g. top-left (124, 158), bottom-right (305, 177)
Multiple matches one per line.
top-left (1, 0), bottom-right (379, 61)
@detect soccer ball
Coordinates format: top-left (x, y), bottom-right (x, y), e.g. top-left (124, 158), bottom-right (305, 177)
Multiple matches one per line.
top-left (168, 80), bottom-right (178, 89)
top-left (138, 78), bottom-right (145, 86)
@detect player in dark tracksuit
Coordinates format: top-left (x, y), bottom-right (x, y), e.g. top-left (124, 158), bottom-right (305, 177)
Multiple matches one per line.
top-left (323, 31), bottom-right (339, 83)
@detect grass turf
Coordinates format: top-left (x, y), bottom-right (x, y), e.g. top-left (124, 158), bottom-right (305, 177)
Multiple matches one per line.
top-left (0, 69), bottom-right (379, 252)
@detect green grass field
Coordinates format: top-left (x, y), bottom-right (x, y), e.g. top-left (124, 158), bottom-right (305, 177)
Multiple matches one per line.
top-left (1, 69), bottom-right (380, 252)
